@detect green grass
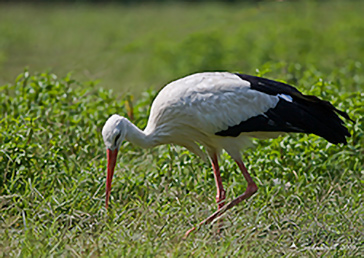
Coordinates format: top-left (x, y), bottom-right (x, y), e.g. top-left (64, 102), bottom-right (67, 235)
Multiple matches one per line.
top-left (1, 69), bottom-right (363, 257)
top-left (1, 1), bottom-right (364, 95)
top-left (1, 1), bottom-right (364, 257)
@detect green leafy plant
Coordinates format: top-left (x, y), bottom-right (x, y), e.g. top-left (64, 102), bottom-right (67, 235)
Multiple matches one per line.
top-left (0, 68), bottom-right (363, 256)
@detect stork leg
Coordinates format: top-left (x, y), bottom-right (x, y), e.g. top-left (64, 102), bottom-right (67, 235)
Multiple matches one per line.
top-left (184, 159), bottom-right (257, 238)
top-left (211, 154), bottom-right (226, 234)
top-left (211, 154), bottom-right (226, 210)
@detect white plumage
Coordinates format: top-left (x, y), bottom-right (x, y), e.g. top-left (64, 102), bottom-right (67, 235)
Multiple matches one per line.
top-left (102, 71), bottom-right (351, 238)
top-left (142, 72), bottom-right (281, 159)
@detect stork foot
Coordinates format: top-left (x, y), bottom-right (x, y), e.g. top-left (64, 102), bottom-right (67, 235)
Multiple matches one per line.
top-left (183, 182), bottom-right (257, 239)
top-left (183, 159), bottom-right (257, 239)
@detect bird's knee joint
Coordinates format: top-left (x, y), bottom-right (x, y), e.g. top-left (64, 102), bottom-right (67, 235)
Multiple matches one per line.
top-left (247, 183), bottom-right (258, 196)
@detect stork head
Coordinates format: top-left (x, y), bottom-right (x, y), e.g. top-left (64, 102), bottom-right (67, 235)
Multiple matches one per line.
top-left (102, 114), bottom-right (127, 151)
top-left (102, 114), bottom-right (127, 209)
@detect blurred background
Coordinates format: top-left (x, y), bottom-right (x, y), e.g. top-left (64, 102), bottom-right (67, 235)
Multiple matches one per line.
top-left (0, 0), bottom-right (363, 96)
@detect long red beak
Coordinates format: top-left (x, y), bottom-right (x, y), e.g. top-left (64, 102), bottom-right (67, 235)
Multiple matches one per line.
top-left (106, 148), bottom-right (118, 209)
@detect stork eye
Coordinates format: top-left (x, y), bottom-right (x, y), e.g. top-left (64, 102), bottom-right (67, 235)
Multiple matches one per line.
top-left (114, 133), bottom-right (121, 145)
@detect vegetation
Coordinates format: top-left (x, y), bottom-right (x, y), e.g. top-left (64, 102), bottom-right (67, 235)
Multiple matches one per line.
top-left (0, 0), bottom-right (363, 257)
top-left (1, 68), bottom-right (363, 257)
top-left (1, 1), bottom-right (364, 94)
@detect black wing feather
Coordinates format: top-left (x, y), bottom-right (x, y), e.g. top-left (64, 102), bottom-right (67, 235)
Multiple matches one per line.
top-left (215, 74), bottom-right (352, 144)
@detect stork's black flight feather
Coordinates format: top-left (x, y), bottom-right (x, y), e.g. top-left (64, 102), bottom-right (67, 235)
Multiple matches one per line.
top-left (215, 74), bottom-right (352, 144)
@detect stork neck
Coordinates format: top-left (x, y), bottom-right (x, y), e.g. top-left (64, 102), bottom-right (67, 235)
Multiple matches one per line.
top-left (124, 119), bottom-right (155, 149)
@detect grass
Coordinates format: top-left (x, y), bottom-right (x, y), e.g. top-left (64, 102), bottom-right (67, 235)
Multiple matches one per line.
top-left (0, 1), bottom-right (364, 257)
top-left (1, 1), bottom-right (364, 95)
top-left (1, 68), bottom-right (363, 257)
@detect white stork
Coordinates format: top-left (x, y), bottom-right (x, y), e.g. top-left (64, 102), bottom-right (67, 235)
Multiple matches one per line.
top-left (102, 72), bottom-right (352, 237)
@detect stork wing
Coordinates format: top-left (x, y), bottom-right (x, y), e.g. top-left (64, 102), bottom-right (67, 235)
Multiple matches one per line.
top-left (214, 73), bottom-right (350, 144)
top-left (187, 81), bottom-right (281, 135)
